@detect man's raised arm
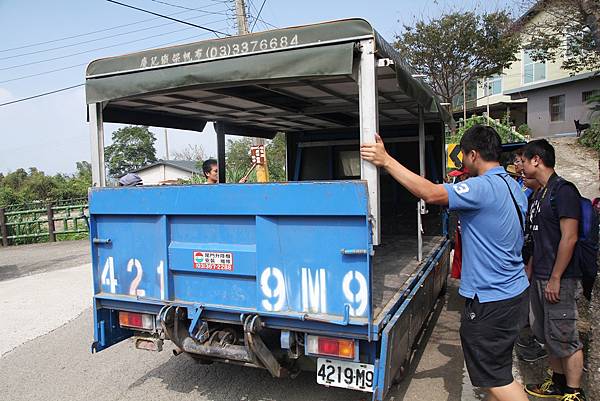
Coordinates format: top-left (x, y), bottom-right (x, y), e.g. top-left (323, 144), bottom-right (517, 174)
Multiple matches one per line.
top-left (360, 134), bottom-right (448, 205)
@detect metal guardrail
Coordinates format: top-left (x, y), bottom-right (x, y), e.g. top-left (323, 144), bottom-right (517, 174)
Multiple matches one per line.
top-left (0, 202), bottom-right (89, 246)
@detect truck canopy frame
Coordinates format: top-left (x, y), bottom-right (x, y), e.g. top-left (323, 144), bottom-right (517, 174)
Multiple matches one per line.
top-left (86, 19), bottom-right (454, 401)
top-left (85, 18), bottom-right (451, 248)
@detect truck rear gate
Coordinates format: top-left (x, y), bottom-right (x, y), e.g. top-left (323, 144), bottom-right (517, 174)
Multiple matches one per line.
top-left (85, 18), bottom-right (452, 400)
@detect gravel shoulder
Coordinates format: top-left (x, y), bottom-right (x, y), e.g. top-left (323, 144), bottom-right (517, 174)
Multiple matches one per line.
top-left (549, 137), bottom-right (598, 199)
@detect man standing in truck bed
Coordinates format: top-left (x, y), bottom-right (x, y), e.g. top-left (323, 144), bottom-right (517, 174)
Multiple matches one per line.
top-left (361, 125), bottom-right (529, 401)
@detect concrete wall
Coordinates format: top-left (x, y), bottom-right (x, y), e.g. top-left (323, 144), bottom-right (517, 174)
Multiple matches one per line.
top-left (136, 165), bottom-right (194, 185)
top-left (526, 77), bottom-right (600, 137)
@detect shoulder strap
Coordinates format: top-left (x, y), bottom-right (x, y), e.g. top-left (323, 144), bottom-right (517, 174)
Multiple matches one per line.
top-left (497, 174), bottom-right (524, 231)
top-left (550, 177), bottom-right (581, 216)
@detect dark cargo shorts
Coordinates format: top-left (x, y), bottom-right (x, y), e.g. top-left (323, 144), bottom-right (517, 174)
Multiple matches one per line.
top-left (530, 277), bottom-right (583, 358)
top-left (460, 289), bottom-right (529, 388)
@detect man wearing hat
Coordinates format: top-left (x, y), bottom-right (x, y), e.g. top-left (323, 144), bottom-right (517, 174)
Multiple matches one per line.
top-left (448, 165), bottom-right (469, 183)
top-left (118, 173), bottom-right (143, 186)
top-left (507, 164), bottom-right (533, 198)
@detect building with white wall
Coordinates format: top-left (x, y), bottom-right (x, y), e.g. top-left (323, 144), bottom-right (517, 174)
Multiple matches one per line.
top-left (130, 160), bottom-right (201, 185)
top-left (455, 1), bottom-right (599, 137)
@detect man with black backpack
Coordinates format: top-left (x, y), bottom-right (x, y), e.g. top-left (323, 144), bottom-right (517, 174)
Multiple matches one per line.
top-left (521, 139), bottom-right (596, 401)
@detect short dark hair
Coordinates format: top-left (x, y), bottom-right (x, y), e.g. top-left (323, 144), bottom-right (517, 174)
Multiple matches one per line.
top-left (459, 125), bottom-right (502, 162)
top-left (522, 139), bottom-right (555, 168)
top-left (514, 148), bottom-right (524, 157)
top-left (202, 159), bottom-right (218, 176)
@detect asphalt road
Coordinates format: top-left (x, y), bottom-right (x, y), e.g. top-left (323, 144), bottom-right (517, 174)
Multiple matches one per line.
top-left (0, 239), bottom-right (89, 281)
top-left (0, 241), bottom-right (545, 401)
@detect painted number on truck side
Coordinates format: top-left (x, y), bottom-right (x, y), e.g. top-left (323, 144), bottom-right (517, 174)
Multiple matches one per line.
top-left (127, 258), bottom-right (145, 297)
top-left (301, 268), bottom-right (327, 313)
top-left (342, 271), bottom-right (368, 317)
top-left (99, 257), bottom-right (165, 300)
top-left (100, 256), bottom-right (118, 293)
top-left (259, 268), bottom-right (368, 316)
top-left (260, 267), bottom-right (286, 311)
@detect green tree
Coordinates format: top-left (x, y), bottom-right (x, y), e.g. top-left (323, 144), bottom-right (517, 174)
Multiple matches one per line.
top-left (0, 162), bottom-right (92, 207)
top-left (171, 144), bottom-right (206, 162)
top-left (2, 168), bottom-right (28, 192)
top-left (104, 126), bottom-right (157, 177)
top-left (0, 186), bottom-right (23, 207)
top-left (520, 0), bottom-right (600, 73)
top-left (225, 137), bottom-right (253, 183)
top-left (224, 134), bottom-right (287, 182)
top-left (20, 168), bottom-right (56, 201)
top-left (75, 161), bottom-right (92, 180)
top-left (266, 133), bottom-right (286, 181)
top-left (395, 10), bottom-right (521, 105)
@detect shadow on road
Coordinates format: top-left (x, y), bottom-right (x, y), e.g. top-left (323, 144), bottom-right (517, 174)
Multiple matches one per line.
top-left (126, 352), bottom-right (369, 401)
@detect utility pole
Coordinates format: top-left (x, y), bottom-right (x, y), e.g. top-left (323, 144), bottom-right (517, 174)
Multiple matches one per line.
top-left (485, 78), bottom-right (490, 124)
top-left (164, 128), bottom-right (170, 160)
top-left (462, 81), bottom-right (467, 124)
top-left (234, 0), bottom-right (269, 181)
top-left (235, 0), bottom-right (249, 35)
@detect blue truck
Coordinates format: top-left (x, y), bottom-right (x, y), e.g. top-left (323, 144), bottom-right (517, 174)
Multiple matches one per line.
top-left (86, 19), bottom-right (452, 400)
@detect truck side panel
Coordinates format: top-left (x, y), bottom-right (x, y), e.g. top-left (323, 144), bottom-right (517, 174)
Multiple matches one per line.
top-left (90, 182), bottom-right (373, 342)
top-left (375, 241), bottom-right (450, 400)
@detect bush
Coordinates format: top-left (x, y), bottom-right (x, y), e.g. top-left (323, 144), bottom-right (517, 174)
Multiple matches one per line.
top-left (517, 124), bottom-right (532, 137)
top-left (447, 114), bottom-right (525, 145)
top-left (578, 122), bottom-right (600, 152)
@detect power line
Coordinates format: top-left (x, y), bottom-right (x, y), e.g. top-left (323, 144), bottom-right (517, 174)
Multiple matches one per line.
top-left (248, 0), bottom-right (266, 30)
top-left (0, 29), bottom-right (228, 84)
top-left (149, 0), bottom-right (275, 30)
top-left (0, 12), bottom-right (229, 62)
top-left (149, 0), bottom-right (228, 14)
top-left (0, 9), bottom-right (194, 53)
top-left (0, 26), bottom-right (229, 106)
top-left (106, 0), bottom-right (230, 37)
top-left (0, 84), bottom-right (84, 108)
top-left (0, 19), bottom-right (228, 72)
top-left (250, 0), bottom-right (267, 32)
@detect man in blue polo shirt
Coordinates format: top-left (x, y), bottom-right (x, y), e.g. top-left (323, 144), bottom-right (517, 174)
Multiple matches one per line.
top-left (361, 125), bottom-right (529, 401)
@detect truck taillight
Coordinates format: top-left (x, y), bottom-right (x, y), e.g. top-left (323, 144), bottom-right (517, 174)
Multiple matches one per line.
top-left (306, 335), bottom-right (355, 359)
top-left (118, 311), bottom-right (155, 330)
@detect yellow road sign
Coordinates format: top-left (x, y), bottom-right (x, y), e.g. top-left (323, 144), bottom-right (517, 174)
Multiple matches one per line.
top-left (446, 144), bottom-right (463, 169)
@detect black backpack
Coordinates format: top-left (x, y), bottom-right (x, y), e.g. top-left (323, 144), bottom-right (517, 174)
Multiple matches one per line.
top-left (550, 178), bottom-right (599, 300)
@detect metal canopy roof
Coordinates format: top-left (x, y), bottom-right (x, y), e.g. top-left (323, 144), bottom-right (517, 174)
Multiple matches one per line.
top-left (85, 19), bottom-right (451, 137)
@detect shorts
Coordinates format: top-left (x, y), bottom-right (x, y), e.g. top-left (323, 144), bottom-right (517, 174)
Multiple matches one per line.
top-left (530, 277), bottom-right (583, 358)
top-left (460, 289), bottom-right (528, 388)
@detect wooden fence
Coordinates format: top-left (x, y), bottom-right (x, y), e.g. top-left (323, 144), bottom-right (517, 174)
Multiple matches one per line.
top-left (0, 200), bottom-right (88, 246)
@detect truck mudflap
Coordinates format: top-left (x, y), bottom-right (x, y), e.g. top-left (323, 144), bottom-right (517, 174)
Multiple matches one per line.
top-left (373, 241), bottom-right (450, 400)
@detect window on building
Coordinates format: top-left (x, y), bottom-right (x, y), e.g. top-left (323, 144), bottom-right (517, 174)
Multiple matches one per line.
top-left (452, 80), bottom-right (477, 111)
top-left (549, 95), bottom-right (565, 122)
top-left (523, 50), bottom-right (546, 84)
top-left (582, 89), bottom-right (600, 103)
top-left (566, 26), bottom-right (591, 59)
top-left (484, 74), bottom-right (502, 96)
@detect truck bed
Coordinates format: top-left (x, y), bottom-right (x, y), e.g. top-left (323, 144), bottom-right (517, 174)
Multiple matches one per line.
top-left (372, 235), bottom-right (445, 320)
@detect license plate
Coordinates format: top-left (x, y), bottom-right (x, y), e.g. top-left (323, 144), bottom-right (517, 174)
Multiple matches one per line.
top-left (316, 358), bottom-right (374, 392)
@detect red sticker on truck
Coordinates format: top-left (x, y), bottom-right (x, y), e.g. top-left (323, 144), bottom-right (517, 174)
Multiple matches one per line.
top-left (193, 251), bottom-right (234, 271)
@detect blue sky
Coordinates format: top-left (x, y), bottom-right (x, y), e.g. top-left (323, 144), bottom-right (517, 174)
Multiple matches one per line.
top-left (0, 0), bottom-right (514, 175)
